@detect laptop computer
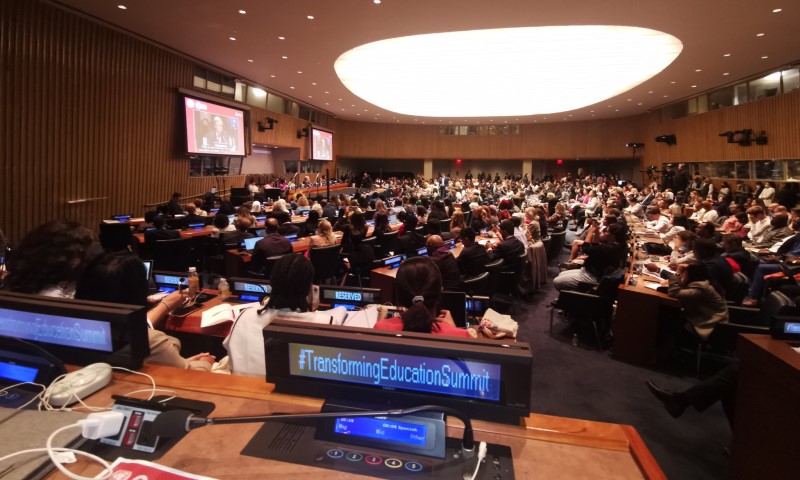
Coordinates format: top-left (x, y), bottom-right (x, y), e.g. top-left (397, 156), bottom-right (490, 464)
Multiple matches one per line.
top-left (242, 237), bottom-right (260, 252)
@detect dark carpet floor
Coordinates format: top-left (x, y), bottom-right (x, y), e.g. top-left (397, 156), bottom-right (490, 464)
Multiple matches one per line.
top-left (514, 254), bottom-right (731, 479)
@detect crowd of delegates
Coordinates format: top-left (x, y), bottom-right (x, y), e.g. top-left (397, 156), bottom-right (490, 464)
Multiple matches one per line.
top-left (3, 166), bottom-right (800, 374)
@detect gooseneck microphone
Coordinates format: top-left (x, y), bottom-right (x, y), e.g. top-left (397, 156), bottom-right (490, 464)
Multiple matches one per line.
top-left (153, 404), bottom-right (475, 456)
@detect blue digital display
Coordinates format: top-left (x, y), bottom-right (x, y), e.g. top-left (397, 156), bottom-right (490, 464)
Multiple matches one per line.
top-left (188, 223), bottom-right (205, 230)
top-left (0, 308), bottom-right (114, 352)
top-left (0, 361), bottom-right (38, 383)
top-left (240, 294), bottom-right (262, 302)
top-left (154, 274), bottom-right (183, 286)
top-left (289, 343), bottom-right (501, 401)
top-left (332, 303), bottom-right (358, 311)
top-left (416, 247), bottom-right (428, 256)
top-left (283, 234), bottom-right (298, 242)
top-left (383, 256), bottom-right (402, 268)
top-left (784, 322), bottom-right (800, 334)
top-left (112, 215), bottom-right (130, 222)
top-left (334, 417), bottom-right (427, 446)
top-left (227, 215), bottom-right (236, 223)
top-left (242, 237), bottom-right (260, 251)
top-left (335, 291), bottom-right (362, 302)
top-left (388, 215), bottom-right (398, 224)
top-left (157, 286), bottom-right (176, 293)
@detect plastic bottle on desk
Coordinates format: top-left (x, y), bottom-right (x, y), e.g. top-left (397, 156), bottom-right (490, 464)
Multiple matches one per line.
top-left (187, 267), bottom-right (200, 295)
top-left (218, 278), bottom-right (230, 298)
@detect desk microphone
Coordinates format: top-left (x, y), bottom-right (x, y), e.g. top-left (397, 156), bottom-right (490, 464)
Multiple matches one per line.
top-left (152, 404), bottom-right (476, 457)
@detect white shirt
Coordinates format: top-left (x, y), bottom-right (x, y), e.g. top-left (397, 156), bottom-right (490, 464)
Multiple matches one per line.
top-left (647, 215), bottom-right (671, 233)
top-left (701, 209), bottom-right (719, 223)
top-left (748, 217), bottom-right (772, 243)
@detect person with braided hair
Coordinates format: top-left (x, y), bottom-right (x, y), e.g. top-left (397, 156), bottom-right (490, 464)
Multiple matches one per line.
top-left (373, 257), bottom-right (471, 338)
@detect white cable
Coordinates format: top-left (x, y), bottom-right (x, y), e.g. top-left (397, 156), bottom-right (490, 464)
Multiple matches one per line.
top-left (466, 442), bottom-right (488, 480)
top-left (111, 367), bottom-right (157, 400)
top-left (45, 423), bottom-right (114, 480)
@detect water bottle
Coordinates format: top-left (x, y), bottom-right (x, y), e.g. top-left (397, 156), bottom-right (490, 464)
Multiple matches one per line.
top-left (572, 333), bottom-right (579, 347)
top-left (187, 267), bottom-right (200, 295)
top-left (218, 278), bottom-right (230, 298)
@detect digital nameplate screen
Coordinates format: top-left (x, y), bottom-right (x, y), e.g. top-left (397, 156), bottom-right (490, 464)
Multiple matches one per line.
top-left (0, 308), bottom-right (113, 352)
top-left (233, 281), bottom-right (271, 295)
top-left (334, 416), bottom-right (427, 447)
top-left (0, 360), bottom-right (38, 383)
top-left (154, 274), bottom-right (183, 286)
top-left (320, 289), bottom-right (378, 304)
top-left (784, 322), bottom-right (800, 334)
top-left (288, 343), bottom-right (500, 401)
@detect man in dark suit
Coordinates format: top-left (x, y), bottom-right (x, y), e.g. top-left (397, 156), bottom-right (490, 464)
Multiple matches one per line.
top-left (395, 215), bottom-right (426, 257)
top-left (673, 163), bottom-right (691, 194)
top-left (180, 204), bottom-right (206, 228)
top-left (486, 220), bottom-right (525, 267)
top-left (166, 192), bottom-right (184, 216)
top-left (457, 228), bottom-right (489, 278)
top-left (144, 216), bottom-right (180, 249)
top-left (693, 237), bottom-right (734, 296)
top-left (251, 218), bottom-right (292, 272)
top-left (219, 217), bottom-right (254, 246)
top-left (321, 199), bottom-right (337, 219)
top-left (427, 235), bottom-right (462, 291)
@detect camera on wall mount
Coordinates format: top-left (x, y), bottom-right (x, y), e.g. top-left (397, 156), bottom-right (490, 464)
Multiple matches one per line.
top-left (257, 117), bottom-right (278, 132)
top-left (719, 129), bottom-right (767, 146)
top-left (296, 127), bottom-right (309, 139)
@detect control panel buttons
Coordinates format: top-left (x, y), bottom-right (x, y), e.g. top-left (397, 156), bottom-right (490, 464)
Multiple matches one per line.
top-left (326, 449), bottom-right (344, 459)
top-left (364, 455), bottom-right (383, 465)
top-left (404, 461), bottom-right (424, 472)
top-left (384, 458), bottom-right (402, 469)
top-left (345, 452), bottom-right (363, 462)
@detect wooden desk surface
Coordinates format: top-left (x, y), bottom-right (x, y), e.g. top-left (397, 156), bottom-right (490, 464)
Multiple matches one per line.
top-left (133, 226), bottom-right (216, 243)
top-left (732, 334), bottom-right (800, 480)
top-left (58, 366), bottom-right (663, 479)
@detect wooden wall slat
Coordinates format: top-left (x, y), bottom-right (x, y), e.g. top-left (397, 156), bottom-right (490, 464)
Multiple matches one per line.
top-left (1, 0), bottom-right (246, 244)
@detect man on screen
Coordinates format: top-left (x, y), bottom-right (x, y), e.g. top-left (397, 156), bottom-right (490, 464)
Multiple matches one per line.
top-left (205, 116), bottom-right (235, 151)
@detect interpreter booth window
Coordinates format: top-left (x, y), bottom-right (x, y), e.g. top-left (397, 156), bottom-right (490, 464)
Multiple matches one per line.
top-left (189, 156), bottom-right (243, 177)
top-left (754, 160), bottom-right (785, 180)
top-left (709, 85), bottom-right (736, 110)
top-left (699, 161), bottom-right (735, 179)
top-left (783, 67), bottom-right (800, 92)
top-left (749, 72), bottom-right (781, 100)
top-left (735, 161), bottom-right (752, 179)
top-left (787, 160), bottom-right (800, 180)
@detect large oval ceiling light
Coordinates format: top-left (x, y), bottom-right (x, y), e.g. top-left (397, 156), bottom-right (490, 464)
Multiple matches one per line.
top-left (335, 26), bottom-right (682, 117)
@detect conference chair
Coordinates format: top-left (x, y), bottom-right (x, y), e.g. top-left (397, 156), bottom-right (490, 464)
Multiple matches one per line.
top-left (463, 271), bottom-right (491, 297)
top-left (152, 238), bottom-right (195, 273)
top-left (309, 244), bottom-right (343, 285)
top-left (550, 274), bottom-right (623, 349)
top-left (375, 230), bottom-right (399, 258)
top-left (440, 218), bottom-right (451, 232)
top-left (99, 222), bottom-right (133, 252)
top-left (247, 254), bottom-right (287, 280)
top-left (546, 230), bottom-right (567, 266)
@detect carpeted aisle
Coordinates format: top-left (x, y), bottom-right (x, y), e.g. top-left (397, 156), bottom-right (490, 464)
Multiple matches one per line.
top-left (514, 251), bottom-right (731, 479)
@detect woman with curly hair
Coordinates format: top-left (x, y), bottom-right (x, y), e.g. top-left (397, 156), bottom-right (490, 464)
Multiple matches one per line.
top-left (5, 220), bottom-right (95, 297)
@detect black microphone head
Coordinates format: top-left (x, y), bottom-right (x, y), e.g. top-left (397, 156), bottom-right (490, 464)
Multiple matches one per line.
top-left (151, 409), bottom-right (194, 437)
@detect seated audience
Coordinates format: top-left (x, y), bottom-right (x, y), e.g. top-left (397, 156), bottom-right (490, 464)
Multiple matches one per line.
top-left (426, 235), bottom-right (462, 291)
top-left (75, 252), bottom-right (215, 370)
top-left (486, 219), bottom-right (525, 266)
top-left (457, 228), bottom-right (489, 278)
top-left (666, 262), bottom-right (729, 340)
top-left (308, 219), bottom-right (337, 248)
top-left (251, 218), bottom-right (293, 271)
top-left (5, 220), bottom-right (95, 298)
top-left (374, 257), bottom-right (470, 338)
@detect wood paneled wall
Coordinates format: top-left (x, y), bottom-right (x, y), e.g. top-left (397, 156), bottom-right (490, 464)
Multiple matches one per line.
top-left (640, 91), bottom-right (800, 169)
top-left (335, 116), bottom-right (647, 160)
top-left (0, 0), bottom-right (242, 244)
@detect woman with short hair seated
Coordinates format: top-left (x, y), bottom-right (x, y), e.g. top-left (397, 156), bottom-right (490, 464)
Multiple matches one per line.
top-left (373, 257), bottom-right (471, 338)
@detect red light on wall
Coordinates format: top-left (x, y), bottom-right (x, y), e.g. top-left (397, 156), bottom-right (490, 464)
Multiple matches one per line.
top-left (456, 158), bottom-right (462, 165)
top-left (557, 159), bottom-right (563, 165)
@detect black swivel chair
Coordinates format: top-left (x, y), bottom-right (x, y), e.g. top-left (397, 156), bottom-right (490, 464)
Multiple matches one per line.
top-left (309, 244), bottom-right (343, 285)
top-left (99, 222), bottom-right (133, 252)
top-left (152, 238), bottom-right (195, 273)
top-left (375, 230), bottom-right (400, 258)
top-left (546, 230), bottom-right (567, 265)
top-left (550, 274), bottom-right (623, 349)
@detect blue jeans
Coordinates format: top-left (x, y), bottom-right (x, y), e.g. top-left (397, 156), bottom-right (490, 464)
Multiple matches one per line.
top-left (747, 263), bottom-right (782, 300)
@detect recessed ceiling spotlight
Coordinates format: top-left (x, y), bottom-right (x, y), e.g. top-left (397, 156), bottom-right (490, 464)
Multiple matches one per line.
top-left (364, 109), bottom-right (368, 112)
top-left (247, 59), bottom-right (254, 62)
top-left (374, 0), bottom-right (382, 3)
top-left (297, 71), bottom-right (303, 74)
top-left (762, 55), bottom-right (769, 59)
top-left (723, 53), bottom-right (731, 57)
top-left (238, 9), bottom-right (246, 14)
top-left (117, 5), bottom-right (127, 9)
top-left (637, 102), bottom-right (643, 105)
top-left (338, 98), bottom-right (342, 101)
top-left (281, 56), bottom-right (288, 59)
top-left (270, 74), bottom-right (276, 78)
top-left (312, 82), bottom-right (317, 86)
top-left (695, 69), bottom-right (702, 72)
top-left (723, 72), bottom-right (730, 76)
top-left (325, 102), bottom-right (330, 105)
top-left (351, 104), bottom-right (355, 107)
top-left (569, 114), bottom-right (573, 116)
top-left (773, 8), bottom-right (782, 13)
top-left (756, 33), bottom-right (765, 37)
top-left (670, 81), bottom-right (676, 84)
top-left (324, 91), bottom-right (329, 94)
top-left (278, 36), bottom-right (285, 40)
top-left (648, 90), bottom-right (654, 93)
top-left (229, 37), bottom-right (237, 41)
top-left (357, 113), bottom-right (361, 116)
top-left (615, 109), bottom-right (619, 112)
top-left (663, 94), bottom-right (668, 97)
top-left (290, 86), bottom-right (295, 89)
top-left (307, 15), bottom-right (315, 20)
top-left (691, 85), bottom-right (697, 88)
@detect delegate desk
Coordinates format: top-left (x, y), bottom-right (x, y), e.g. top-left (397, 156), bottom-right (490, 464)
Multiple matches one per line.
top-left (731, 334), bottom-right (800, 480)
top-left (612, 223), bottom-right (680, 367)
top-left (132, 225), bottom-right (216, 244)
top-left (55, 365), bottom-right (664, 479)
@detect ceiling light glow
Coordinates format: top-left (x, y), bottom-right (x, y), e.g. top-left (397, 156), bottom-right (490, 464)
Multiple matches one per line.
top-left (335, 26), bottom-right (682, 117)
top-left (238, 9), bottom-right (246, 14)
top-left (117, 5), bottom-right (127, 9)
